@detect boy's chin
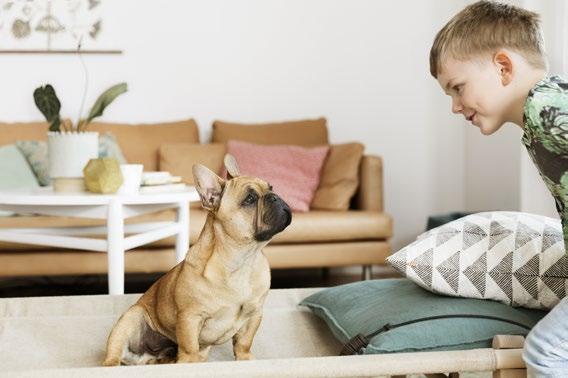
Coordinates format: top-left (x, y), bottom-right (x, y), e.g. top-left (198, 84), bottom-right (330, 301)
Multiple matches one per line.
top-left (478, 122), bottom-right (502, 135)
top-left (479, 127), bottom-right (496, 135)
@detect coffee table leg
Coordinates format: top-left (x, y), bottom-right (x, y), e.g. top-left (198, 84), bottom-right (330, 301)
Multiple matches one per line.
top-left (175, 200), bottom-right (190, 263)
top-left (107, 199), bottom-right (125, 295)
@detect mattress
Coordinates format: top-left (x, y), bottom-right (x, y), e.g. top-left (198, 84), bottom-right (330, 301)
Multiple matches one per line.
top-left (0, 288), bottom-right (505, 377)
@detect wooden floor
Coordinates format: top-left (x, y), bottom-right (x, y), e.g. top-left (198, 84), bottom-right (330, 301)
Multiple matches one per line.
top-left (0, 267), bottom-right (401, 297)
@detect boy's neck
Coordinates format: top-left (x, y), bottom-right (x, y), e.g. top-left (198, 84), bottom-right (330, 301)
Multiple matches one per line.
top-left (508, 69), bottom-right (548, 128)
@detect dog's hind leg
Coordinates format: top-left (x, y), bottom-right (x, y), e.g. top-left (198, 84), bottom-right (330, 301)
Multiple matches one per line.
top-left (103, 304), bottom-right (146, 366)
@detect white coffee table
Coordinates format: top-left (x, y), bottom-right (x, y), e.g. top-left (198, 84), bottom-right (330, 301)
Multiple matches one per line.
top-left (0, 186), bottom-right (200, 295)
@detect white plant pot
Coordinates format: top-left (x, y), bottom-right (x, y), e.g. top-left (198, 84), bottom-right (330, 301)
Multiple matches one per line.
top-left (48, 131), bottom-right (99, 180)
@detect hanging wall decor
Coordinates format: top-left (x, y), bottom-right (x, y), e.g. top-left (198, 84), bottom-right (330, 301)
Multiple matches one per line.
top-left (0, 0), bottom-right (121, 54)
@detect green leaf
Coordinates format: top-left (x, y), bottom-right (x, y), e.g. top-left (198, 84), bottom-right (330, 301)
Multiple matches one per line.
top-left (49, 115), bottom-right (61, 132)
top-left (33, 84), bottom-right (61, 132)
top-left (85, 83), bottom-right (128, 126)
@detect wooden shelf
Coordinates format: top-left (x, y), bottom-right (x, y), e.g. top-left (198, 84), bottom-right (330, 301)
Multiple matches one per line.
top-left (0, 50), bottom-right (123, 55)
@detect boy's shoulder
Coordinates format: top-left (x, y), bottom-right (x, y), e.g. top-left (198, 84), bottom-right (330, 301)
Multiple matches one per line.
top-left (523, 75), bottom-right (568, 154)
top-left (525, 76), bottom-right (568, 119)
top-left (527, 75), bottom-right (568, 102)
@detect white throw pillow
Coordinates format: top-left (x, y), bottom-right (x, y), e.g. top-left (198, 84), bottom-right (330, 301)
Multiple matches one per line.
top-left (387, 212), bottom-right (568, 310)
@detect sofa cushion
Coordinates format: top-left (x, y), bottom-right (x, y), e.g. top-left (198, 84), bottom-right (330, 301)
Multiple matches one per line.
top-left (159, 143), bottom-right (226, 185)
top-left (225, 140), bottom-right (329, 212)
top-left (387, 211), bottom-right (568, 310)
top-left (89, 119), bottom-right (200, 171)
top-left (300, 278), bottom-right (546, 354)
top-left (0, 208), bottom-right (391, 251)
top-left (190, 209), bottom-right (391, 244)
top-left (212, 118), bottom-right (329, 146)
top-left (312, 143), bottom-right (364, 211)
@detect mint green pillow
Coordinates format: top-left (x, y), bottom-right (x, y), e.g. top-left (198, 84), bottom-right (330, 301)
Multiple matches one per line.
top-left (16, 132), bottom-right (127, 186)
top-left (98, 132), bottom-right (128, 163)
top-left (0, 145), bottom-right (40, 216)
top-left (14, 140), bottom-right (50, 186)
top-left (0, 145), bottom-right (40, 190)
top-left (300, 278), bottom-right (547, 354)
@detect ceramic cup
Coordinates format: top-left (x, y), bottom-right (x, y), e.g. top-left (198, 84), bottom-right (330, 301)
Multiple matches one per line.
top-left (117, 164), bottom-right (143, 194)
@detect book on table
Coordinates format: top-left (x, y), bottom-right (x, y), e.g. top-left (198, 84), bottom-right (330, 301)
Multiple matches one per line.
top-left (141, 172), bottom-right (183, 186)
top-left (139, 183), bottom-right (186, 194)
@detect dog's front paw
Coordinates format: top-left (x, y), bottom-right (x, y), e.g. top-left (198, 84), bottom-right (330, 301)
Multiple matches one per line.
top-left (235, 352), bottom-right (255, 361)
top-left (102, 357), bottom-right (121, 367)
top-left (176, 353), bottom-right (202, 364)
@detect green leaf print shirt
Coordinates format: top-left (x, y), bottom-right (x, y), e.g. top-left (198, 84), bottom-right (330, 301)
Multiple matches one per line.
top-left (522, 75), bottom-right (568, 251)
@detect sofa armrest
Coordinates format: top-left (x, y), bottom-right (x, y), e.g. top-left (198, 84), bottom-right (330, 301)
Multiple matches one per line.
top-left (353, 155), bottom-right (384, 212)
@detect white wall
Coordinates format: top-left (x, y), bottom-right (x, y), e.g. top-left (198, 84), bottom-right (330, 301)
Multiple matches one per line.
top-left (0, 0), bottom-right (517, 251)
top-left (464, 124), bottom-right (523, 213)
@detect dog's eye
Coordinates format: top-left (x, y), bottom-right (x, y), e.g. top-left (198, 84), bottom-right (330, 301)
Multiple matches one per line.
top-left (242, 193), bottom-right (257, 206)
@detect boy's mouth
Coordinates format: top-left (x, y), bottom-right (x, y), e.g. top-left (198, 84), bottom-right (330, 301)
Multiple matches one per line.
top-left (466, 112), bottom-right (476, 122)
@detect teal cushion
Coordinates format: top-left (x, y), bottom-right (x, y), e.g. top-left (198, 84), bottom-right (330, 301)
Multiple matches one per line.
top-left (0, 145), bottom-right (40, 190)
top-left (16, 132), bottom-right (127, 186)
top-left (0, 145), bottom-right (40, 216)
top-left (15, 140), bottom-right (50, 186)
top-left (300, 278), bottom-right (547, 354)
top-left (98, 132), bottom-right (128, 163)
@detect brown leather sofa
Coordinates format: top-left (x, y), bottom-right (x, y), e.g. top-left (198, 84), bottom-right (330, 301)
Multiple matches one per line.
top-left (0, 118), bottom-right (392, 279)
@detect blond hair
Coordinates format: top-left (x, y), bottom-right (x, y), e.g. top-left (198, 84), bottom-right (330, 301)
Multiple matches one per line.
top-left (430, 0), bottom-right (547, 78)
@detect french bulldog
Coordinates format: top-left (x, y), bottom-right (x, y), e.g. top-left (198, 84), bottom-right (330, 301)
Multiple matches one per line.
top-left (103, 154), bottom-right (292, 365)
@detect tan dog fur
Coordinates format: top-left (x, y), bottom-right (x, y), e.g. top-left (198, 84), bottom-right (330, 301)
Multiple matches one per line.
top-left (103, 155), bottom-right (291, 365)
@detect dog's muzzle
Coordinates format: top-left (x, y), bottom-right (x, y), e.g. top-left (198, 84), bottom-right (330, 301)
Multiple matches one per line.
top-left (254, 193), bottom-right (292, 241)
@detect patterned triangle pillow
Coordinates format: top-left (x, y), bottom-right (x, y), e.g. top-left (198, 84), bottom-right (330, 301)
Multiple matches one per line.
top-left (387, 211), bottom-right (568, 310)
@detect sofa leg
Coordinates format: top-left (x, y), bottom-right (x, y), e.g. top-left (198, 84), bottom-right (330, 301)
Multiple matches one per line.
top-left (321, 268), bottom-right (330, 280)
top-left (362, 265), bottom-right (372, 280)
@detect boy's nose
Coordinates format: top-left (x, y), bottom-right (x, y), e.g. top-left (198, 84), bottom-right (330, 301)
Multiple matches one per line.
top-left (451, 98), bottom-right (463, 114)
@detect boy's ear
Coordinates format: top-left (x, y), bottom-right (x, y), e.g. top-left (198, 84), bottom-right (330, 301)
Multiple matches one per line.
top-left (494, 51), bottom-right (513, 86)
top-left (192, 164), bottom-right (225, 211)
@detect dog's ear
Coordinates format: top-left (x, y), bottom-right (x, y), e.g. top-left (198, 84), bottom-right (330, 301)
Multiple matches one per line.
top-left (192, 164), bottom-right (225, 211)
top-left (224, 154), bottom-right (240, 180)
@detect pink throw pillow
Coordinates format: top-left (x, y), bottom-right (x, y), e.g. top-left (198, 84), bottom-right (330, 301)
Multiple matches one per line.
top-left (224, 140), bottom-right (329, 212)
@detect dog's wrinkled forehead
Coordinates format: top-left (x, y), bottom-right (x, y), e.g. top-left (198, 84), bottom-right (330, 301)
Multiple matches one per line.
top-left (225, 176), bottom-right (272, 196)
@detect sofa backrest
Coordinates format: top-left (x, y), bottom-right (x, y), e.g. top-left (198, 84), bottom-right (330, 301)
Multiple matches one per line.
top-left (0, 122), bottom-right (50, 144)
top-left (87, 120), bottom-right (200, 171)
top-left (212, 118), bottom-right (329, 145)
top-left (0, 119), bottom-right (200, 172)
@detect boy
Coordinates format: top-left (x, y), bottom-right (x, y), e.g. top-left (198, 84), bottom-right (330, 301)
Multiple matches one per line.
top-left (430, 1), bottom-right (568, 376)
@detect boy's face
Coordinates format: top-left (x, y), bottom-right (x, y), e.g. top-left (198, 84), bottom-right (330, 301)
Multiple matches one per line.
top-left (437, 56), bottom-right (510, 135)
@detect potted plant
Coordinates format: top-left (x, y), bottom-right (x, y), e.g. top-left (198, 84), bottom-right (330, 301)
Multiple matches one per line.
top-left (33, 82), bottom-right (127, 192)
